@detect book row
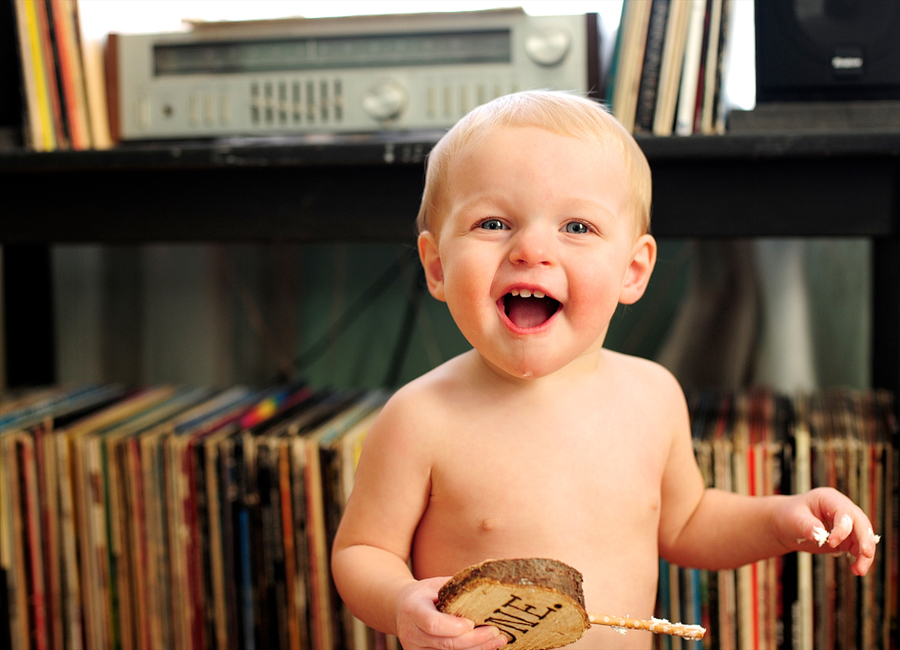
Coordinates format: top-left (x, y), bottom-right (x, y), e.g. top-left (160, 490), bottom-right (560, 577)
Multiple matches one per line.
top-left (0, 385), bottom-right (896, 650)
top-left (11, 0), bottom-right (735, 151)
top-left (608, 0), bottom-right (734, 136)
top-left (655, 388), bottom-right (898, 650)
top-left (10, 0), bottom-right (112, 151)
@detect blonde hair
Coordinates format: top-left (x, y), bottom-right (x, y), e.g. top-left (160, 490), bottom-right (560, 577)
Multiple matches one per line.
top-left (415, 90), bottom-right (652, 236)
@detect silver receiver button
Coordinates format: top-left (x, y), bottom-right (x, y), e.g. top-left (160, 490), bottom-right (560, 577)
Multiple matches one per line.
top-left (362, 80), bottom-right (407, 122)
top-left (524, 27), bottom-right (571, 66)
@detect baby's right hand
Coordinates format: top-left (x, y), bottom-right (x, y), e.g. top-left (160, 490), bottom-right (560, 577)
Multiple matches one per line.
top-left (396, 577), bottom-right (508, 650)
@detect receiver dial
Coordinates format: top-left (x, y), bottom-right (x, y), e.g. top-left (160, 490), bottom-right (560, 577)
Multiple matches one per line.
top-left (362, 79), bottom-right (408, 122)
top-left (524, 27), bottom-right (572, 67)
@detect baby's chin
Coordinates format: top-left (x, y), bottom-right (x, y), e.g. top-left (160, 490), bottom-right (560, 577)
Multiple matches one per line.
top-left (478, 352), bottom-right (575, 382)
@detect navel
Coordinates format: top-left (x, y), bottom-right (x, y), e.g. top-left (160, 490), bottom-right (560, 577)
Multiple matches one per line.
top-left (480, 517), bottom-right (498, 532)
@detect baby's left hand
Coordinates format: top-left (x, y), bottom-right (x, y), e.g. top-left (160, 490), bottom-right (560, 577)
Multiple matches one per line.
top-left (778, 487), bottom-right (880, 576)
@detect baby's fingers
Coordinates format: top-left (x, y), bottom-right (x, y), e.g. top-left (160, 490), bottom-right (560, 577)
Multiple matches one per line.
top-left (416, 620), bottom-right (507, 650)
top-left (827, 507), bottom-right (878, 550)
top-left (830, 516), bottom-right (881, 577)
top-left (824, 511), bottom-right (855, 549)
top-left (799, 504), bottom-right (881, 577)
top-left (850, 544), bottom-right (877, 577)
top-left (454, 625), bottom-right (508, 650)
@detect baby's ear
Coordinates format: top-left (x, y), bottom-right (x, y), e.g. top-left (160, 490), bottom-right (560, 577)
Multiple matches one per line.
top-left (619, 233), bottom-right (657, 305)
top-left (417, 231), bottom-right (446, 302)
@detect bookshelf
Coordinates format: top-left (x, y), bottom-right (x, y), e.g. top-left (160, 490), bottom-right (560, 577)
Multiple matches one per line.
top-left (0, 129), bottom-right (898, 650)
top-left (1, 129), bottom-right (899, 396)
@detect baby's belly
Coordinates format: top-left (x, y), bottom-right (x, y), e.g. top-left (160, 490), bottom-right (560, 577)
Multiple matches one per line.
top-left (411, 478), bottom-right (662, 648)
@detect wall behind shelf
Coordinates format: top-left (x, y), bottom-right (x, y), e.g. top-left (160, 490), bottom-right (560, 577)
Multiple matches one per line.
top-left (52, 242), bottom-right (470, 389)
top-left (47, 237), bottom-right (871, 393)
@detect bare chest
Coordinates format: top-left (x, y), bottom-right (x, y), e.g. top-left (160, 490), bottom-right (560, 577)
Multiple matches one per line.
top-left (412, 406), bottom-right (668, 579)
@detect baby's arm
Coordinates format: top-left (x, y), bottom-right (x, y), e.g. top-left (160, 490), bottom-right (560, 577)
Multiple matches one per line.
top-left (655, 384), bottom-right (878, 576)
top-left (331, 392), bottom-right (507, 650)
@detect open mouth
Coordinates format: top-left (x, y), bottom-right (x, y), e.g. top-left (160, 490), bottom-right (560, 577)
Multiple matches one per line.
top-left (502, 289), bottom-right (562, 329)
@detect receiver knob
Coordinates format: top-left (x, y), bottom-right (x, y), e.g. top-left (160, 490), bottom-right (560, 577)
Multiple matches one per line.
top-left (524, 27), bottom-right (571, 67)
top-left (362, 80), bottom-right (408, 122)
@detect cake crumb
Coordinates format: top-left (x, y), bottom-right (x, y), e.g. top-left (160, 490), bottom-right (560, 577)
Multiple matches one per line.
top-left (812, 526), bottom-right (830, 547)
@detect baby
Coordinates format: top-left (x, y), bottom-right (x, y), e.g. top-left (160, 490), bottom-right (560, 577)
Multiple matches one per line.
top-left (331, 90), bottom-right (878, 650)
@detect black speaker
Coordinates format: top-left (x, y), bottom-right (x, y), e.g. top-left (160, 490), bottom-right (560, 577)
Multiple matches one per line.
top-left (755, 0), bottom-right (900, 102)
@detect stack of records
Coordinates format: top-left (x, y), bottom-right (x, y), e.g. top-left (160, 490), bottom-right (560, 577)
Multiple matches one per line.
top-left (656, 388), bottom-right (898, 650)
top-left (0, 384), bottom-right (895, 650)
top-left (0, 383), bottom-right (393, 650)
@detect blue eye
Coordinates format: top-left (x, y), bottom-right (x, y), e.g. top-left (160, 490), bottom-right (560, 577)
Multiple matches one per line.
top-left (479, 219), bottom-right (506, 230)
top-left (564, 221), bottom-right (590, 234)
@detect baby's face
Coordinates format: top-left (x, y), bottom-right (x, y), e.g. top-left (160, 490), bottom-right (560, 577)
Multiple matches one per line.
top-left (418, 125), bottom-right (653, 380)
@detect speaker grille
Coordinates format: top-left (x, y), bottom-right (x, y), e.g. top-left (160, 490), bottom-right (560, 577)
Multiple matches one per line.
top-left (755, 0), bottom-right (900, 102)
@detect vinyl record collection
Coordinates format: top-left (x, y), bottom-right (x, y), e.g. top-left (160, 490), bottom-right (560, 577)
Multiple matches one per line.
top-left (9, 0), bottom-right (112, 151)
top-left (0, 384), bottom-right (896, 650)
top-left (656, 388), bottom-right (898, 650)
top-left (0, 383), bottom-right (392, 650)
top-left (607, 0), bottom-right (735, 135)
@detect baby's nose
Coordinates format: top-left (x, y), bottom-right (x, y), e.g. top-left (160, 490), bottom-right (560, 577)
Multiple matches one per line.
top-left (509, 228), bottom-right (555, 267)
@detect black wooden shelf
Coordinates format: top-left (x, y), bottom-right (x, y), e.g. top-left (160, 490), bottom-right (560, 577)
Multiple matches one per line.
top-left (1, 129), bottom-right (899, 394)
top-left (1, 129), bottom-right (898, 243)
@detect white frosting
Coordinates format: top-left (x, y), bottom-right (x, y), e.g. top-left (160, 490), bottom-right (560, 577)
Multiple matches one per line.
top-left (650, 617), bottom-right (706, 640)
top-left (590, 614), bottom-right (706, 640)
top-left (812, 526), bottom-right (830, 547)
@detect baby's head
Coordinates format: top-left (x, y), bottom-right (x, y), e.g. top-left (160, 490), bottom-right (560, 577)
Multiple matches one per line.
top-left (416, 90), bottom-right (652, 238)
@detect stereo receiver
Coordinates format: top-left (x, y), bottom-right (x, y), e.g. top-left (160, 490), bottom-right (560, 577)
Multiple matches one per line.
top-left (107, 10), bottom-right (600, 141)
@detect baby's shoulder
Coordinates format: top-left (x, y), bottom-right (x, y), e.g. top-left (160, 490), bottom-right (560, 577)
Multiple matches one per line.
top-left (603, 350), bottom-right (686, 408)
top-left (375, 353), bottom-right (477, 432)
top-left (599, 352), bottom-right (690, 450)
top-left (604, 348), bottom-right (679, 384)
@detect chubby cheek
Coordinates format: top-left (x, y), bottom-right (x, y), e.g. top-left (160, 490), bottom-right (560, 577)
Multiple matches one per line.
top-left (566, 299), bottom-right (618, 344)
top-left (440, 264), bottom-right (495, 334)
top-left (565, 270), bottom-right (622, 334)
top-left (441, 258), bottom-right (485, 305)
